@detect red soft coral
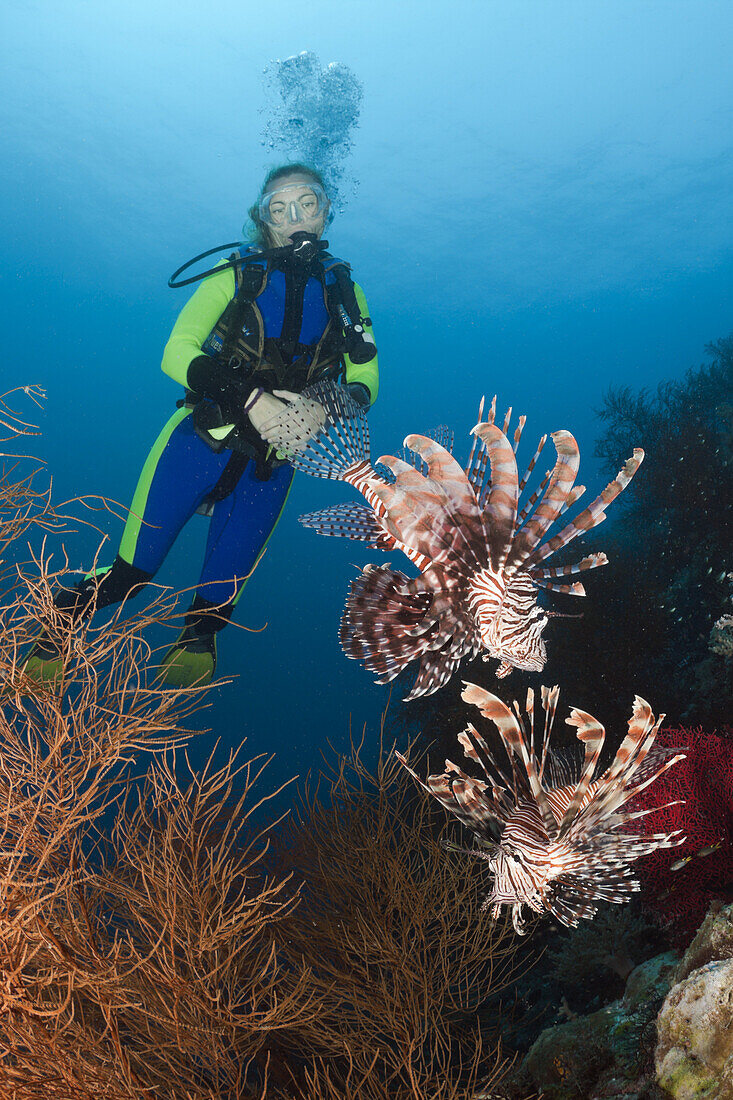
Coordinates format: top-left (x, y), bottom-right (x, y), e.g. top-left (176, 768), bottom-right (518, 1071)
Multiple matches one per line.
top-left (633, 726), bottom-right (733, 945)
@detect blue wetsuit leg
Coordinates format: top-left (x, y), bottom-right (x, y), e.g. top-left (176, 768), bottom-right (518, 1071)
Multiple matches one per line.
top-left (120, 410), bottom-right (233, 574)
top-left (196, 462), bottom-right (295, 607)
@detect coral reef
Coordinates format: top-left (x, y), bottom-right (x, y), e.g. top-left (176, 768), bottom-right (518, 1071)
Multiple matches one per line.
top-left (505, 951), bottom-right (678, 1099)
top-left (501, 903), bottom-right (733, 1099)
top-left (656, 959), bottom-right (733, 1098)
top-left (631, 726), bottom-right (733, 945)
top-left (710, 610), bottom-right (733, 659)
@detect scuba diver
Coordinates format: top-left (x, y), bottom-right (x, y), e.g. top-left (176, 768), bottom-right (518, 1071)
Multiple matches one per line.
top-left (27, 164), bottom-right (378, 688)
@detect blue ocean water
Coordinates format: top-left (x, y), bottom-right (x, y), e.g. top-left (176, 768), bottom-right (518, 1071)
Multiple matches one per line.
top-left (2, 0), bottom-right (732, 809)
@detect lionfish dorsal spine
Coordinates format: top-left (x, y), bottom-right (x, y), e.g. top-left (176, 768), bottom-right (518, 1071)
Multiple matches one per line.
top-left (461, 681), bottom-right (558, 837)
top-left (517, 433), bottom-right (549, 498)
top-left (524, 449), bottom-right (645, 570)
top-left (470, 423), bottom-right (519, 571)
top-left (513, 415), bottom-right (527, 454)
top-left (515, 467), bottom-right (552, 528)
top-left (557, 708), bottom-right (606, 837)
top-left (538, 684), bottom-right (560, 783)
top-left (510, 430), bottom-right (581, 567)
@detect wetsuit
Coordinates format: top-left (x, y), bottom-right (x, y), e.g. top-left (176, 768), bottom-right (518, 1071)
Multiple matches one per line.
top-left (45, 246), bottom-right (378, 676)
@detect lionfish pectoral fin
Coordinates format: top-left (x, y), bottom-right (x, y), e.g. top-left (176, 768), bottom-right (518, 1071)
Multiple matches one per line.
top-left (260, 380), bottom-right (371, 480)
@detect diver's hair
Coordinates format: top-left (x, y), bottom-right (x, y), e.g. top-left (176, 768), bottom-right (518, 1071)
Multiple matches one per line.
top-left (247, 163), bottom-right (329, 249)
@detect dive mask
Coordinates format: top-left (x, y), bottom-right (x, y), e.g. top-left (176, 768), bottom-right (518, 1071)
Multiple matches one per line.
top-left (258, 181), bottom-right (330, 229)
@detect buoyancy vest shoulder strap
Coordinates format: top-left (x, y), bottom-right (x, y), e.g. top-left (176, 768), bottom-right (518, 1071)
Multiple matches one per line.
top-left (217, 252), bottom-right (268, 364)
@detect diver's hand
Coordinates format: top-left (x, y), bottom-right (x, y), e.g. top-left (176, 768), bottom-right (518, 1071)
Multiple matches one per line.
top-left (247, 388), bottom-right (327, 452)
top-left (244, 389), bottom-right (293, 437)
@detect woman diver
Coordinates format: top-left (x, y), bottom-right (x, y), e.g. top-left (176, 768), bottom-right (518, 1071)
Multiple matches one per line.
top-left (27, 164), bottom-right (378, 687)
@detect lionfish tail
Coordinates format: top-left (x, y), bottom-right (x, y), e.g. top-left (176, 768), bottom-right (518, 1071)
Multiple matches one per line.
top-left (259, 380), bottom-right (370, 480)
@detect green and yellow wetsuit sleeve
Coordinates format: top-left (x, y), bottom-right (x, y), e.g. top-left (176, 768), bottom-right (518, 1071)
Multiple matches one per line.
top-left (161, 262), bottom-right (236, 387)
top-left (344, 282), bottom-right (379, 405)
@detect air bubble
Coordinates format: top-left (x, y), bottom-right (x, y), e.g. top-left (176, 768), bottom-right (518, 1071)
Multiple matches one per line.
top-left (260, 50), bottom-right (363, 211)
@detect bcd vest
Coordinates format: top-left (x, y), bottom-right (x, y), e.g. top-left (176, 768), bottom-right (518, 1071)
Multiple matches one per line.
top-left (186, 247), bottom-right (366, 490)
top-left (201, 247), bottom-right (356, 394)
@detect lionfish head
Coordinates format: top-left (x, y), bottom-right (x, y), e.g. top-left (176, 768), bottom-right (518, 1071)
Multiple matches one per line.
top-left (481, 844), bottom-right (546, 935)
top-left (472, 571), bottom-right (548, 674)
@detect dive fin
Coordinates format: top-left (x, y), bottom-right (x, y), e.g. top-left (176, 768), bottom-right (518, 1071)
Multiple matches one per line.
top-left (159, 630), bottom-right (217, 688)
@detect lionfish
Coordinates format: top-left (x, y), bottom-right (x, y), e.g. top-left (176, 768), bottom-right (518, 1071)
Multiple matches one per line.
top-left (396, 683), bottom-right (686, 933)
top-left (261, 382), bottom-right (644, 699)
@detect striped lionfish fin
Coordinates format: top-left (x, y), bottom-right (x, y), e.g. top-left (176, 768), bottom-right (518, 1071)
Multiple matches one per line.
top-left (443, 766), bottom-right (504, 833)
top-left (532, 553), bottom-right (608, 580)
top-left (339, 565), bottom-right (476, 699)
top-left (557, 708), bottom-right (606, 837)
top-left (372, 437), bottom-right (488, 575)
top-left (402, 425), bottom-right (455, 475)
top-left (406, 644), bottom-right (467, 700)
top-left (516, 434), bottom-right (549, 501)
top-left (368, 457), bottom-right (465, 567)
top-left (461, 682), bottom-right (557, 837)
top-left (395, 751), bottom-right (503, 838)
top-left (393, 752), bottom-right (479, 826)
top-left (403, 433), bottom-right (489, 572)
top-left (537, 684), bottom-right (560, 784)
top-left (524, 449), bottom-right (645, 569)
top-left (469, 423), bottom-right (519, 571)
top-left (510, 430), bottom-right (581, 567)
top-left (464, 395), bottom-right (490, 499)
top-left (515, 466), bottom-right (551, 527)
top-left (558, 484), bottom-right (586, 515)
top-left (259, 380), bottom-right (372, 481)
top-left (457, 722), bottom-right (516, 814)
top-left (531, 552), bottom-right (609, 594)
top-left (299, 502), bottom-right (392, 548)
top-left (572, 698), bottom-right (675, 834)
top-left (533, 580), bottom-right (587, 595)
top-left (339, 565), bottom-right (432, 684)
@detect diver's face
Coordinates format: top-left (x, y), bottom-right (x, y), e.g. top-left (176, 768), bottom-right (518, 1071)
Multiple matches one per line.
top-left (261, 175), bottom-right (329, 245)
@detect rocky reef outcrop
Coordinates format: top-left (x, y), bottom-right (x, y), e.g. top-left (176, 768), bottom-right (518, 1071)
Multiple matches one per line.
top-left (655, 902), bottom-right (733, 1099)
top-left (504, 902), bottom-right (733, 1099)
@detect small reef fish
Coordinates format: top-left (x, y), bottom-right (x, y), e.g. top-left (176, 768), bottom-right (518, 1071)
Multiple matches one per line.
top-left (669, 840), bottom-right (724, 872)
top-left (396, 684), bottom-right (686, 934)
top-left (261, 381), bottom-right (643, 699)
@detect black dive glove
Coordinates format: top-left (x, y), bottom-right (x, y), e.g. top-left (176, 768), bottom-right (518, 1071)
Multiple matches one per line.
top-left (187, 354), bottom-right (253, 418)
top-left (344, 381), bottom-right (371, 408)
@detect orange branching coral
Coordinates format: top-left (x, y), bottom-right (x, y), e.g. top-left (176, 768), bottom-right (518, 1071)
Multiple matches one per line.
top-left (263, 731), bottom-right (523, 1099)
top-left (0, 392), bottom-right (319, 1099)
